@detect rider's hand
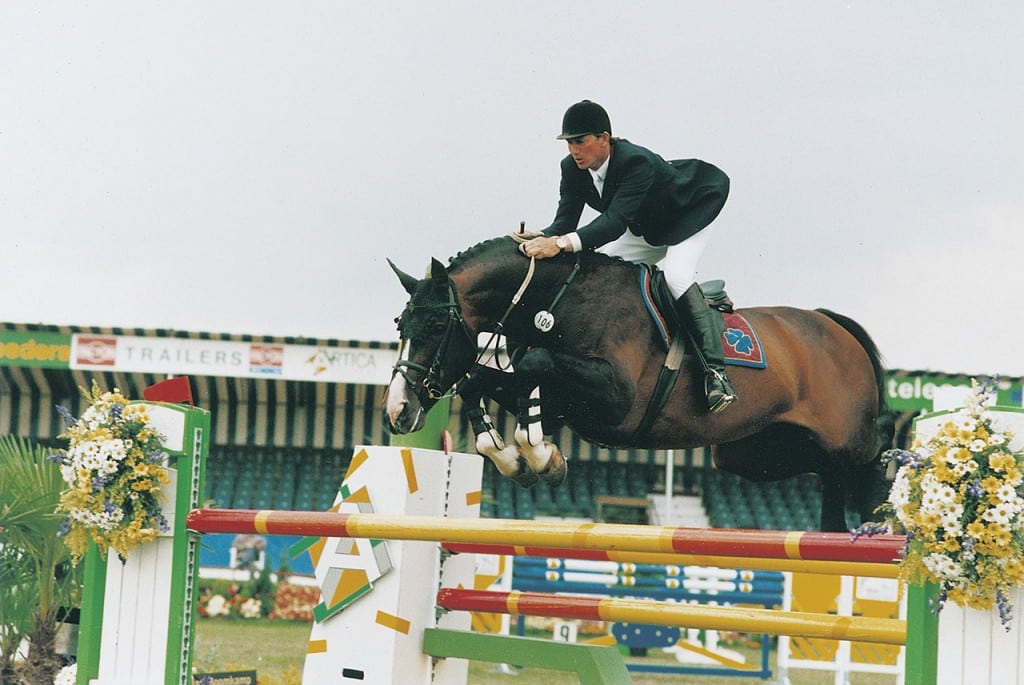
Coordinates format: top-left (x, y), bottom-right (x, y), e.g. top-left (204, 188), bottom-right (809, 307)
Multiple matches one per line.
top-left (521, 236), bottom-right (568, 259)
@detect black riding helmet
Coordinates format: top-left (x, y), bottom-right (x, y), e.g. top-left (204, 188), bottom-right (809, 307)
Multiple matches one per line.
top-left (557, 100), bottom-right (612, 140)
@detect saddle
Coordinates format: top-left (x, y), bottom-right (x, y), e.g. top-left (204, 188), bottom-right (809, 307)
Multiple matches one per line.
top-left (640, 265), bottom-right (732, 345)
top-left (640, 264), bottom-right (765, 368)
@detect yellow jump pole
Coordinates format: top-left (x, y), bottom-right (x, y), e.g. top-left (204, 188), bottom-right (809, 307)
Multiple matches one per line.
top-left (436, 588), bottom-right (907, 646)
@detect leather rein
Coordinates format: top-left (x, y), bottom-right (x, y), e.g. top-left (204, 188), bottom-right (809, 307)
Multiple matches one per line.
top-left (391, 255), bottom-right (547, 407)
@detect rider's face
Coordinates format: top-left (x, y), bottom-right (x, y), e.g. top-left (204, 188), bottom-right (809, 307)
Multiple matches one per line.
top-left (566, 133), bottom-right (610, 171)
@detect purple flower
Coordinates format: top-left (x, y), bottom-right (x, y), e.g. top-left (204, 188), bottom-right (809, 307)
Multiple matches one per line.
top-left (146, 449), bottom-right (168, 464)
top-left (103, 501), bottom-right (118, 515)
top-left (897, 531), bottom-right (915, 559)
top-left (882, 448), bottom-right (922, 468)
top-left (980, 376), bottom-right (999, 397)
top-left (47, 452), bottom-right (70, 466)
top-left (850, 521), bottom-right (891, 541)
top-left (55, 405), bottom-right (76, 426)
top-left (110, 403), bottom-right (123, 420)
top-left (996, 590), bottom-right (1014, 630)
top-left (92, 476), bottom-right (108, 492)
top-left (966, 480), bottom-right (984, 498)
top-left (57, 519), bottom-right (71, 538)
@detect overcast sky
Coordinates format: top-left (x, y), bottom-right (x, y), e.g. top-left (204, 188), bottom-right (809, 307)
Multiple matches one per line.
top-left (2, 3), bottom-right (1022, 377)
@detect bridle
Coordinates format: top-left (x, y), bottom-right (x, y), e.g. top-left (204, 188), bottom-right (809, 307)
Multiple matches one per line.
top-left (391, 253), bottom-right (568, 408)
top-left (391, 277), bottom-right (474, 406)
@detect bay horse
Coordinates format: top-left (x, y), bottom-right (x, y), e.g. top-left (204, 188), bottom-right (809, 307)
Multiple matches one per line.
top-left (384, 235), bottom-right (892, 532)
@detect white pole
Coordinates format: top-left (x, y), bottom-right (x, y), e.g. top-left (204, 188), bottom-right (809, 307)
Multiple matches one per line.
top-left (663, 450), bottom-right (675, 525)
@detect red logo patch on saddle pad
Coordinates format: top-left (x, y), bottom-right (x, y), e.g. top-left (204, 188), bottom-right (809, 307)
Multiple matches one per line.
top-left (721, 312), bottom-right (766, 368)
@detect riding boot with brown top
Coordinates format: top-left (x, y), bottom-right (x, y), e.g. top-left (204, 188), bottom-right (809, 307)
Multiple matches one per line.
top-left (675, 282), bottom-right (737, 413)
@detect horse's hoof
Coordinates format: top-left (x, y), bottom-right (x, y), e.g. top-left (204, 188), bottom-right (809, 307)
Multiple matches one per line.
top-left (538, 444), bottom-right (567, 487)
top-left (509, 456), bottom-right (539, 488)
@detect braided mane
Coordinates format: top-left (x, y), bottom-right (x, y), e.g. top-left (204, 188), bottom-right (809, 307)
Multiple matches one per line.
top-left (446, 234), bottom-right (633, 274)
top-left (446, 235), bottom-right (515, 272)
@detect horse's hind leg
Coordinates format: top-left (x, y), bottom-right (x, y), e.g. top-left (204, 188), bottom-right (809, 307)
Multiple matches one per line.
top-left (845, 455), bottom-right (890, 523)
top-left (713, 423), bottom-right (850, 532)
top-left (846, 413), bottom-right (895, 524)
top-left (818, 467), bottom-right (852, 532)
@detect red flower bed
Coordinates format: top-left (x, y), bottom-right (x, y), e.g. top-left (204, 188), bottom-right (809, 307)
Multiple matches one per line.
top-left (269, 582), bottom-right (321, 622)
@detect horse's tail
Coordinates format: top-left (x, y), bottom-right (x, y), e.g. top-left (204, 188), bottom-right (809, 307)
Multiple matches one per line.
top-left (815, 309), bottom-right (887, 413)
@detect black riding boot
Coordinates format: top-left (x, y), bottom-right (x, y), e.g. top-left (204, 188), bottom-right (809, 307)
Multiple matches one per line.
top-left (676, 283), bottom-right (737, 413)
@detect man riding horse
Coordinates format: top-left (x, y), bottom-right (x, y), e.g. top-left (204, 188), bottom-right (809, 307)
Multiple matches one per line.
top-left (522, 100), bottom-right (736, 414)
top-left (385, 102), bottom-right (893, 531)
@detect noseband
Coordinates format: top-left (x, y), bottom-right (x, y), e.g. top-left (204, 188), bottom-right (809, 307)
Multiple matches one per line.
top-left (391, 255), bottom-right (545, 409)
top-left (392, 278), bottom-right (473, 405)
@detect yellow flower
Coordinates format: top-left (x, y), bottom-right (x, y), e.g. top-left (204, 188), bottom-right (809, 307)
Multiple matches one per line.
top-left (946, 587), bottom-right (970, 606)
top-left (949, 447), bottom-right (973, 463)
top-left (925, 537), bottom-right (960, 554)
top-left (932, 460), bottom-right (958, 484)
top-left (990, 526), bottom-right (1013, 547)
top-left (980, 476), bottom-right (1002, 494)
top-left (965, 593), bottom-right (995, 611)
top-left (966, 521), bottom-right (987, 539)
top-left (990, 452), bottom-right (1017, 472)
top-left (916, 512), bottom-right (942, 536)
top-left (1005, 560), bottom-right (1024, 585)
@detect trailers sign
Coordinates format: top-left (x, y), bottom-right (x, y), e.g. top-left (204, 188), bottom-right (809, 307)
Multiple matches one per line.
top-left (70, 334), bottom-right (396, 385)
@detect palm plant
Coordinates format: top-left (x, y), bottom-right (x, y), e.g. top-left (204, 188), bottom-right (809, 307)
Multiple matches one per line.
top-left (0, 435), bottom-right (82, 684)
top-left (0, 543), bottom-right (36, 681)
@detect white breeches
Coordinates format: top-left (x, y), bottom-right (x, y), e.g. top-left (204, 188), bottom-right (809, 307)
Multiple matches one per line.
top-left (596, 227), bottom-right (713, 298)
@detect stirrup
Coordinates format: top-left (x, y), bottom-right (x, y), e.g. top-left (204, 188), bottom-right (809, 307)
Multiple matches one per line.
top-left (705, 369), bottom-right (737, 414)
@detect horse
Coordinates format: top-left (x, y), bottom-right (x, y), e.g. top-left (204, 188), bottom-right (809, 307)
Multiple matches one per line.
top-left (384, 235), bottom-right (892, 532)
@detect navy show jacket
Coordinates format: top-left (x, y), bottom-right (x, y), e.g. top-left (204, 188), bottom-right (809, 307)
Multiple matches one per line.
top-left (542, 138), bottom-right (729, 250)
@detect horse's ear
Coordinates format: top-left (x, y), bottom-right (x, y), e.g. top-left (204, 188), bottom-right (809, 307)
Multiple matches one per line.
top-left (429, 258), bottom-right (449, 281)
top-left (387, 258), bottom-right (419, 295)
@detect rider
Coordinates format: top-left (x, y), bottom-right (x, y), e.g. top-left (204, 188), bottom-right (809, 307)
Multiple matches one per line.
top-left (523, 100), bottom-right (736, 413)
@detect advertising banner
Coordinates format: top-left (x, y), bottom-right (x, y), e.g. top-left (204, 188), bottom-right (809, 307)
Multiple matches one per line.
top-left (69, 334), bottom-right (397, 385)
top-left (0, 329), bottom-right (72, 369)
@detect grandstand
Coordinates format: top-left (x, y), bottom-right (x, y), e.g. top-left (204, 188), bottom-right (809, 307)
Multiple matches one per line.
top-left (199, 444), bottom-right (825, 530)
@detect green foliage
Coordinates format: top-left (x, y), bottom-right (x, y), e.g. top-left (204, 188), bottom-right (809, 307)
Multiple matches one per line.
top-left (0, 435), bottom-right (83, 679)
top-left (0, 543), bottom-right (35, 674)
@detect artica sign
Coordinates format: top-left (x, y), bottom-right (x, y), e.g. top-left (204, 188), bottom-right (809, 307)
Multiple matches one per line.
top-left (69, 334), bottom-right (397, 386)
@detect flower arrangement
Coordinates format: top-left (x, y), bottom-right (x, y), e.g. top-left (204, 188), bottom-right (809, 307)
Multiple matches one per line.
top-left (878, 378), bottom-right (1024, 627)
top-left (50, 382), bottom-right (171, 561)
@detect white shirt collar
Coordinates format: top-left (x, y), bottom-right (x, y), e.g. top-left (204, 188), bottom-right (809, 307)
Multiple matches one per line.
top-left (589, 155), bottom-right (610, 196)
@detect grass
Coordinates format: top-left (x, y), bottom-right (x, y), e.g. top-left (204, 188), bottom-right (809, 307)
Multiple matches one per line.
top-left (194, 618), bottom-right (900, 684)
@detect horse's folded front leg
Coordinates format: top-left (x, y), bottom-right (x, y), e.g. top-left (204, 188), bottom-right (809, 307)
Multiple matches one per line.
top-left (513, 386), bottom-right (567, 487)
top-left (467, 398), bottom-right (538, 487)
